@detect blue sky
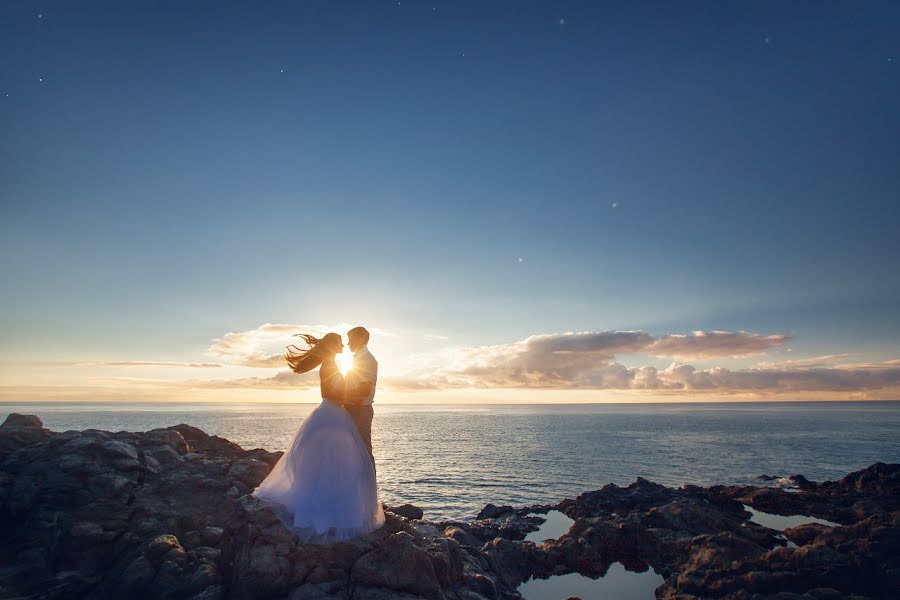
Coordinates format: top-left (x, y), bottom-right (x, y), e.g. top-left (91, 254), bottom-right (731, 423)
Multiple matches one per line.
top-left (1, 1), bottom-right (899, 402)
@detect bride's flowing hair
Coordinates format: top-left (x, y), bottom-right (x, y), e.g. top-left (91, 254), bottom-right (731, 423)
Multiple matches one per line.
top-left (285, 332), bottom-right (341, 374)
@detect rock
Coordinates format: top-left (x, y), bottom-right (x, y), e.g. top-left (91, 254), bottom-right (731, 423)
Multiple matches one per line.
top-left (169, 424), bottom-right (244, 456)
top-left (227, 458), bottom-right (272, 488)
top-left (425, 536), bottom-right (464, 587)
top-left (835, 461), bottom-right (900, 498)
top-left (147, 428), bottom-right (191, 454)
top-left (784, 523), bottom-right (833, 547)
top-left (115, 555), bottom-right (157, 593)
top-left (188, 585), bottom-right (225, 600)
top-left (0, 413), bottom-right (54, 457)
top-left (462, 573), bottom-right (496, 598)
top-left (2, 415), bottom-right (897, 600)
top-left (476, 504), bottom-right (513, 520)
top-left (183, 527), bottom-right (224, 549)
top-left (444, 526), bottom-right (483, 548)
top-left (1, 413), bottom-right (44, 428)
top-left (351, 532), bottom-right (445, 600)
top-left (352, 587), bottom-right (431, 600)
top-left (790, 473), bottom-right (816, 490)
top-left (387, 503), bottom-right (425, 520)
top-left (290, 580), bottom-right (348, 599)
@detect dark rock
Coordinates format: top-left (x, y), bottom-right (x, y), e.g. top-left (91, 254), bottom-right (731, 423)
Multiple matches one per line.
top-left (147, 428), bottom-right (192, 454)
top-left (227, 458), bottom-right (271, 488)
top-left (790, 473), bottom-right (816, 490)
top-left (188, 585), bottom-right (225, 600)
top-left (444, 526), bottom-right (483, 548)
top-left (289, 580), bottom-right (348, 599)
top-left (147, 534), bottom-right (185, 562)
top-left (183, 526), bottom-right (224, 549)
top-left (476, 504), bottom-right (513, 520)
top-left (1, 413), bottom-right (44, 428)
top-left (387, 503), bottom-right (425, 520)
top-left (0, 413), bottom-right (54, 457)
top-left (783, 523), bottom-right (833, 547)
top-left (351, 531), bottom-right (444, 600)
top-left (2, 415), bottom-right (896, 600)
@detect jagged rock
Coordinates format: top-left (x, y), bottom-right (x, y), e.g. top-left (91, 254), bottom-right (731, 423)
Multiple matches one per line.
top-left (388, 503), bottom-right (425, 520)
top-left (0, 413), bottom-right (54, 457)
top-left (147, 428), bottom-right (192, 454)
top-left (352, 586), bottom-right (431, 600)
top-left (476, 504), bottom-right (513, 520)
top-left (783, 523), bottom-right (832, 547)
top-left (289, 580), bottom-right (347, 599)
top-left (226, 458), bottom-right (271, 489)
top-left (1, 414), bottom-right (896, 600)
top-left (351, 531), bottom-right (444, 600)
top-left (189, 585), bottom-right (225, 600)
top-left (2, 413), bottom-right (44, 428)
top-left (183, 526), bottom-right (224, 549)
top-left (444, 526), bottom-right (482, 548)
top-left (790, 473), bottom-right (815, 490)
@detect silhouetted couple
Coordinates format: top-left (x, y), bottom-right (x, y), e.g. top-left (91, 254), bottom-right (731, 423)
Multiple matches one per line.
top-left (251, 326), bottom-right (384, 543)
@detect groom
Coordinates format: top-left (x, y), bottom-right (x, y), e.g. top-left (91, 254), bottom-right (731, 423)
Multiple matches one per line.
top-left (343, 326), bottom-right (378, 473)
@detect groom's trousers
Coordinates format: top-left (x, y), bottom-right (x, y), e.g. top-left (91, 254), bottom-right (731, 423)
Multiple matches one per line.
top-left (345, 404), bottom-right (375, 474)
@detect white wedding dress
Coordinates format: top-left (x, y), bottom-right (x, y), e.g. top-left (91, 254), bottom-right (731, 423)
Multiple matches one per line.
top-left (252, 360), bottom-right (385, 543)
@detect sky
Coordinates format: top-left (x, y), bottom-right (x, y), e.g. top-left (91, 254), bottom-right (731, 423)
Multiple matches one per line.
top-left (1, 1), bottom-right (899, 403)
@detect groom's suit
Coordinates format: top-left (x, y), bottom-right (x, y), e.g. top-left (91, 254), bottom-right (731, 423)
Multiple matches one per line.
top-left (344, 347), bottom-right (377, 472)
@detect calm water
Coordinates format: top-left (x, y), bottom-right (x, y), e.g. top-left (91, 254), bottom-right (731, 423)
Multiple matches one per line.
top-left (2, 401), bottom-right (898, 521)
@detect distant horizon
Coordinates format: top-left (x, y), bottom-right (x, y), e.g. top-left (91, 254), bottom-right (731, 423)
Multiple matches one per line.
top-left (4, 397), bottom-right (900, 406)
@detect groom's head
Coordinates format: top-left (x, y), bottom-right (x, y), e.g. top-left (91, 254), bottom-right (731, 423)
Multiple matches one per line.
top-left (347, 326), bottom-right (370, 352)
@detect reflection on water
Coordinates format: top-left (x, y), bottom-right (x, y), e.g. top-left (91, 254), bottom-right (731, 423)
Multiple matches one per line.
top-left (518, 562), bottom-right (664, 600)
top-left (524, 510), bottom-right (574, 543)
top-left (744, 505), bottom-right (839, 531)
top-left (2, 401), bottom-right (898, 521)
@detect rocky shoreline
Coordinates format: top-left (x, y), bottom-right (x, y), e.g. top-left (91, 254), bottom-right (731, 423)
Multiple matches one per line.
top-left (0, 413), bottom-right (897, 600)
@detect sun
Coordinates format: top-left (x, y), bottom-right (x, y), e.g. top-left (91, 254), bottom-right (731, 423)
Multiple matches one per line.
top-left (336, 349), bottom-right (354, 375)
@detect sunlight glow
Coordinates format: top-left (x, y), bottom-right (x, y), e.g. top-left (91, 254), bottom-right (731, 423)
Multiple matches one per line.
top-left (337, 349), bottom-right (354, 375)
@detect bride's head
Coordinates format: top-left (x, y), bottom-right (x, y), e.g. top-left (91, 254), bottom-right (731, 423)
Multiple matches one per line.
top-left (285, 332), bottom-right (343, 374)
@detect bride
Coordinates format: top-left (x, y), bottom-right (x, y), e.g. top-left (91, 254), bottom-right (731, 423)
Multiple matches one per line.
top-left (252, 332), bottom-right (385, 543)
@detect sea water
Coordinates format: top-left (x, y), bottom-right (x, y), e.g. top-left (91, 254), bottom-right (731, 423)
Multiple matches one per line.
top-left (2, 401), bottom-right (898, 521)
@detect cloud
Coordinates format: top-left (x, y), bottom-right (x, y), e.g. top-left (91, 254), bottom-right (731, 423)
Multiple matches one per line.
top-left (389, 330), bottom-right (899, 394)
top-left (423, 334), bottom-right (450, 341)
top-left (395, 359), bottom-right (900, 394)
top-left (647, 330), bottom-right (790, 358)
top-left (395, 331), bottom-right (649, 389)
top-left (755, 354), bottom-right (855, 369)
top-left (206, 322), bottom-right (395, 368)
top-left (78, 361), bottom-right (223, 368)
top-left (96, 370), bottom-right (319, 390)
top-left (183, 369), bottom-right (318, 390)
top-left (649, 362), bottom-right (900, 392)
top-left (42, 327), bottom-right (896, 398)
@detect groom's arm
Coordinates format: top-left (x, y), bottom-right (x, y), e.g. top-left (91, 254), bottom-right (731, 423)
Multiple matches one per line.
top-left (345, 356), bottom-right (376, 404)
top-left (345, 381), bottom-right (374, 403)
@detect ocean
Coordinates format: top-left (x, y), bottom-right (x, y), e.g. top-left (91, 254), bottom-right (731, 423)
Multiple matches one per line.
top-left (2, 401), bottom-right (898, 522)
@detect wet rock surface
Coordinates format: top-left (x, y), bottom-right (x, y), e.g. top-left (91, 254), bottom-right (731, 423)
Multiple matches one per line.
top-left (1, 413), bottom-right (897, 599)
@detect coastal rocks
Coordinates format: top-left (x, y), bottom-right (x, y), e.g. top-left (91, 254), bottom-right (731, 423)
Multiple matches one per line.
top-left (387, 503), bottom-right (425, 521)
top-left (1, 414), bottom-right (897, 600)
top-left (350, 532), bottom-right (444, 599)
top-left (0, 412), bottom-right (54, 458)
top-left (476, 504), bottom-right (514, 520)
top-left (220, 494), bottom-right (478, 600)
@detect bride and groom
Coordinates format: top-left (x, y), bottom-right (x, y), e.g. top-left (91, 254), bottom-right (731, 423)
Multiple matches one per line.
top-left (252, 326), bottom-right (385, 543)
